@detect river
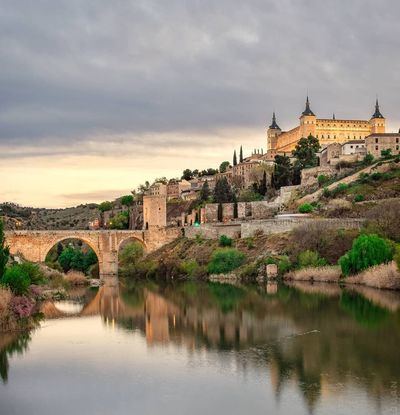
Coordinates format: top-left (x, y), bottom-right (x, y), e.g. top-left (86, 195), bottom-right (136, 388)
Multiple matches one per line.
top-left (1, 280), bottom-right (400, 415)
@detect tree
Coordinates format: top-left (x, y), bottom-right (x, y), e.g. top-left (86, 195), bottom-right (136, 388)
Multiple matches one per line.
top-left (217, 203), bottom-right (223, 222)
top-left (58, 247), bottom-right (76, 272)
top-left (292, 134), bottom-right (320, 169)
top-left (199, 181), bottom-right (210, 202)
top-left (213, 177), bottom-right (234, 203)
top-left (258, 171), bottom-right (267, 196)
top-left (121, 195), bottom-right (134, 207)
top-left (182, 169), bottom-right (193, 181)
top-left (98, 201), bottom-right (113, 213)
top-left (0, 219), bottom-right (9, 279)
top-left (109, 211), bottom-right (129, 230)
top-left (339, 234), bottom-right (393, 276)
top-left (239, 145), bottom-right (243, 163)
top-left (273, 155), bottom-right (293, 189)
top-left (233, 150), bottom-right (237, 166)
top-left (219, 161), bottom-right (230, 173)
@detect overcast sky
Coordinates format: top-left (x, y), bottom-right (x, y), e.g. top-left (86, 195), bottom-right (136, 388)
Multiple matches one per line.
top-left (1, 0), bottom-right (400, 207)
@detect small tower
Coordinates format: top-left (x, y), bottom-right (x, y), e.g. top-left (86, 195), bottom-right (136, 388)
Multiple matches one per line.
top-left (299, 96), bottom-right (317, 138)
top-left (369, 98), bottom-right (385, 134)
top-left (266, 112), bottom-right (282, 151)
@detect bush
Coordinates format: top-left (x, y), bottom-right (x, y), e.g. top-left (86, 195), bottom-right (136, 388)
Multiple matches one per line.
top-left (119, 242), bottom-right (144, 267)
top-left (18, 262), bottom-right (46, 285)
top-left (339, 234), bottom-right (393, 276)
top-left (1, 265), bottom-right (31, 295)
top-left (322, 187), bottom-right (331, 198)
top-left (363, 153), bottom-right (374, 165)
top-left (277, 256), bottom-right (292, 275)
top-left (354, 194), bottom-right (364, 203)
top-left (317, 175), bottom-right (329, 186)
top-left (365, 200), bottom-right (400, 241)
top-left (298, 203), bottom-right (314, 213)
top-left (336, 183), bottom-right (348, 193)
top-left (207, 248), bottom-right (245, 274)
top-left (239, 262), bottom-right (259, 280)
top-left (297, 250), bottom-right (327, 268)
top-left (179, 260), bottom-right (201, 279)
top-left (219, 235), bottom-right (233, 247)
top-left (245, 237), bottom-right (255, 249)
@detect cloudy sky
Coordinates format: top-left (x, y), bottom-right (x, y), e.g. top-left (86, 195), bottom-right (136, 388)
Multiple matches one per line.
top-left (1, 0), bottom-right (400, 208)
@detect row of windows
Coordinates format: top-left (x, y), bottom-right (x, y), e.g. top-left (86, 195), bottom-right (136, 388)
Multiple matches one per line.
top-left (374, 145), bottom-right (400, 151)
top-left (375, 137), bottom-right (400, 143)
top-left (317, 134), bottom-right (366, 140)
top-left (317, 124), bottom-right (369, 128)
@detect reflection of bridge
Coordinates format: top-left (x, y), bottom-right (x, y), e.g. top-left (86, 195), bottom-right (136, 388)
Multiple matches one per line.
top-left (5, 228), bottom-right (179, 279)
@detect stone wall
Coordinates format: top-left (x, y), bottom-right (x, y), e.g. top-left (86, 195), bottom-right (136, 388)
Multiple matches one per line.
top-left (241, 217), bottom-right (364, 238)
top-left (301, 166), bottom-right (336, 186)
top-left (185, 217), bottom-right (364, 240)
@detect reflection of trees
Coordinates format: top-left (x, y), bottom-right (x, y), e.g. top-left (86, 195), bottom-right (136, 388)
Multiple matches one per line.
top-left (113, 281), bottom-right (400, 412)
top-left (0, 332), bottom-right (32, 384)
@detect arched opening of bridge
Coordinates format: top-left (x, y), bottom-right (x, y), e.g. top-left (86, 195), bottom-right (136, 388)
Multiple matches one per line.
top-left (45, 238), bottom-right (100, 283)
top-left (117, 237), bottom-right (146, 278)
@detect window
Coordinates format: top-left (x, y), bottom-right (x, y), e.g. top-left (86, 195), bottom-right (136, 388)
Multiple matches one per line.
top-left (397, 138), bottom-right (399, 143)
top-left (375, 138), bottom-right (379, 144)
top-left (350, 145), bottom-right (353, 148)
top-left (397, 145), bottom-right (399, 151)
top-left (375, 145), bottom-right (379, 151)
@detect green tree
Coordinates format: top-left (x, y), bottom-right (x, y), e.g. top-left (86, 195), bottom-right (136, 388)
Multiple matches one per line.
top-left (258, 170), bottom-right (267, 196)
top-left (58, 247), bottom-right (76, 272)
top-left (273, 155), bottom-right (293, 189)
top-left (1, 265), bottom-right (30, 295)
top-left (292, 134), bottom-right (320, 169)
top-left (98, 201), bottom-right (113, 213)
top-left (182, 169), bottom-right (193, 180)
top-left (363, 153), bottom-right (374, 165)
top-left (121, 195), bottom-right (134, 206)
top-left (239, 145), bottom-right (243, 163)
top-left (339, 234), bottom-right (393, 276)
top-left (199, 181), bottom-right (210, 202)
top-left (109, 211), bottom-right (129, 229)
top-left (0, 219), bottom-right (9, 279)
top-left (219, 161), bottom-right (230, 173)
top-left (207, 248), bottom-right (245, 274)
top-left (213, 178), bottom-right (234, 203)
top-left (233, 150), bottom-right (237, 166)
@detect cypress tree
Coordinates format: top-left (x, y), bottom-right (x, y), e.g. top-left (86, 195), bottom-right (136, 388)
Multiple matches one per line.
top-left (0, 219), bottom-right (10, 278)
top-left (259, 171), bottom-right (267, 196)
top-left (217, 203), bottom-right (223, 222)
top-left (199, 181), bottom-right (210, 202)
top-left (233, 150), bottom-right (237, 166)
top-left (239, 146), bottom-right (243, 163)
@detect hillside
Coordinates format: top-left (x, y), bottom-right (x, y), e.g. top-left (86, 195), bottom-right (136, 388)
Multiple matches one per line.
top-left (0, 202), bottom-right (100, 230)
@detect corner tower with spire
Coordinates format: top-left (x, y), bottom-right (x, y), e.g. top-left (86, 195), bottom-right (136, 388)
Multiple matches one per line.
top-left (266, 112), bottom-right (282, 152)
top-left (369, 98), bottom-right (386, 134)
top-left (299, 95), bottom-right (316, 138)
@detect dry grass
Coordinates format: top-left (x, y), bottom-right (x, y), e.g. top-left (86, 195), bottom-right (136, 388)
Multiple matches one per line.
top-left (0, 288), bottom-right (12, 319)
top-left (345, 261), bottom-right (400, 290)
top-left (284, 266), bottom-right (341, 283)
top-left (64, 270), bottom-right (89, 286)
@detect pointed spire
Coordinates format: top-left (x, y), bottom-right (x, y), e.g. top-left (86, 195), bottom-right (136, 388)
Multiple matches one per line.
top-left (333, 113), bottom-right (336, 120)
top-left (269, 112), bottom-right (281, 130)
top-left (372, 98), bottom-right (384, 119)
top-left (302, 95), bottom-right (315, 116)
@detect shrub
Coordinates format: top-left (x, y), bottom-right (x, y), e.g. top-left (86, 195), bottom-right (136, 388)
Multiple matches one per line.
top-left (336, 183), bottom-right (348, 193)
top-left (239, 262), bottom-right (259, 280)
top-left (245, 237), bottom-right (255, 249)
top-left (18, 262), bottom-right (46, 285)
top-left (284, 266), bottom-right (341, 282)
top-left (1, 265), bottom-right (31, 295)
top-left (10, 296), bottom-right (35, 318)
top-left (318, 175), bottom-right (329, 186)
top-left (345, 262), bottom-right (400, 290)
top-left (297, 250), bottom-right (327, 268)
top-left (277, 256), bottom-right (292, 275)
top-left (298, 203), bottom-right (314, 214)
top-left (363, 153), bottom-right (374, 165)
top-left (64, 270), bottom-right (89, 286)
top-left (179, 260), bottom-right (200, 278)
top-left (207, 248), bottom-right (245, 274)
top-left (219, 235), bottom-right (233, 247)
top-left (354, 194), bottom-right (364, 203)
top-left (119, 241), bottom-right (144, 268)
top-left (370, 172), bottom-right (382, 181)
top-left (322, 187), bottom-right (331, 198)
top-left (339, 234), bottom-right (393, 276)
top-left (381, 149), bottom-right (392, 159)
top-left (195, 234), bottom-right (204, 245)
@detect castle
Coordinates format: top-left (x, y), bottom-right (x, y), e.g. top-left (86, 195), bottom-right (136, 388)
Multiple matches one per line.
top-left (266, 97), bottom-right (386, 157)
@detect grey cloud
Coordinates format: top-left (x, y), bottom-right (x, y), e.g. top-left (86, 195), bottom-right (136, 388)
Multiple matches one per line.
top-left (1, 0), bottom-right (400, 149)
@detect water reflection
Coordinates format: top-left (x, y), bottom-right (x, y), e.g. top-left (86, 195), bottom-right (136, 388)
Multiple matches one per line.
top-left (2, 280), bottom-right (400, 414)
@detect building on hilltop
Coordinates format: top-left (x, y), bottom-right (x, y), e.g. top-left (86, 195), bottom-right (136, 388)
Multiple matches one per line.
top-left (266, 97), bottom-right (386, 157)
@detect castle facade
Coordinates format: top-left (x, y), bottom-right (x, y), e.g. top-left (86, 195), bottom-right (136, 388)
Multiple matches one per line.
top-left (266, 97), bottom-right (386, 156)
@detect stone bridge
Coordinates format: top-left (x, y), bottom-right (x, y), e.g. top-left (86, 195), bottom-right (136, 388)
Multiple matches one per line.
top-left (5, 228), bottom-right (180, 280)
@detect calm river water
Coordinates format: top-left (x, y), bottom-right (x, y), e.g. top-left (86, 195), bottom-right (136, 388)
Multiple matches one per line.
top-left (1, 280), bottom-right (400, 415)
